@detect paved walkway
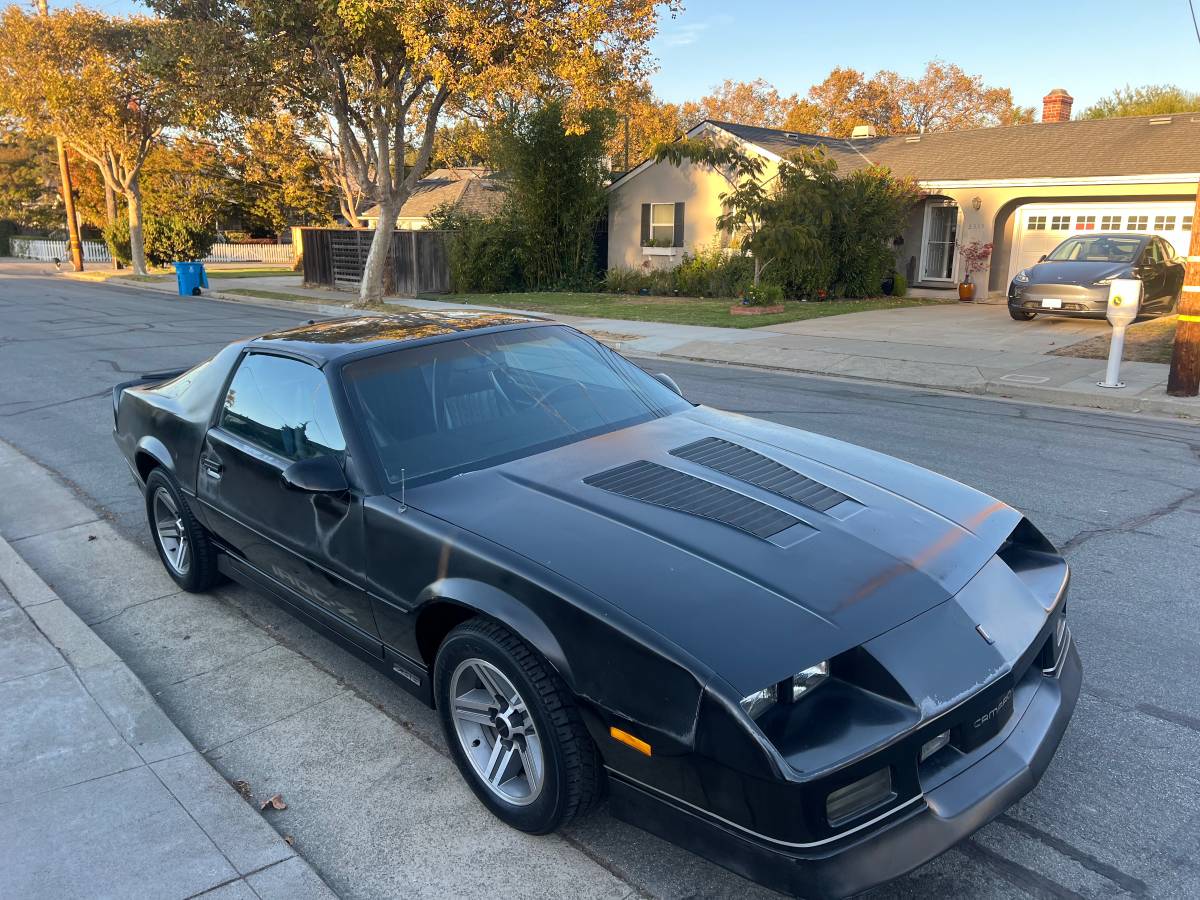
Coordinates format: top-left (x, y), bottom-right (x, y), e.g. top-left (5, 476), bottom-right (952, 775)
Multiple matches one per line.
top-left (0, 452), bottom-right (335, 899)
top-left (53, 263), bottom-right (1200, 420)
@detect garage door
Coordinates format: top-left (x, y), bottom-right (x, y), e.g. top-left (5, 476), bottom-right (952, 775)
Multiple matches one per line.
top-left (1008, 201), bottom-right (1193, 284)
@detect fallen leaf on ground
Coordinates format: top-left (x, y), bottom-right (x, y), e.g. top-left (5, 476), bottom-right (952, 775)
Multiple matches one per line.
top-left (232, 780), bottom-right (252, 799)
top-left (284, 835), bottom-right (294, 845)
top-left (261, 793), bottom-right (287, 811)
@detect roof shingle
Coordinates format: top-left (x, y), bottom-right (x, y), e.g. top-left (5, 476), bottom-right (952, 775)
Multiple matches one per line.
top-left (708, 115), bottom-right (1200, 181)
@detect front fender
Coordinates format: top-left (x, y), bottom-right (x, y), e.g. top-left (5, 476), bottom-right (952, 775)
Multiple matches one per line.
top-left (415, 578), bottom-right (575, 688)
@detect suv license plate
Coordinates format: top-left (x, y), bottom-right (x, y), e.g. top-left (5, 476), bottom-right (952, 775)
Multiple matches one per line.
top-left (1041, 298), bottom-right (1063, 309)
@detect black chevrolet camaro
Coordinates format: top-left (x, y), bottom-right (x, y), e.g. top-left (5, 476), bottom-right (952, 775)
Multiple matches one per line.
top-left (113, 313), bottom-right (1079, 898)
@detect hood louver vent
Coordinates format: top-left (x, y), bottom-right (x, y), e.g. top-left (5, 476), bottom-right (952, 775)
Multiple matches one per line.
top-left (671, 437), bottom-right (849, 513)
top-left (584, 460), bottom-right (799, 539)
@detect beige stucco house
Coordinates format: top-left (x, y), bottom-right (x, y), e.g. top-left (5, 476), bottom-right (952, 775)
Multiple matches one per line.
top-left (607, 90), bottom-right (1199, 297)
top-left (362, 167), bottom-right (506, 230)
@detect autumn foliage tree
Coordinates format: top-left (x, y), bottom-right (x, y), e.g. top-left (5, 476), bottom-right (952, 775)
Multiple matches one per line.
top-left (157, 0), bottom-right (674, 306)
top-left (0, 7), bottom-right (231, 273)
top-left (674, 62), bottom-right (1022, 140)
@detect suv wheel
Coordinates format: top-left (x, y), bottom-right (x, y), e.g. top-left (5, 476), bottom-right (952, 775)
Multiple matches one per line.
top-left (434, 618), bottom-right (600, 834)
top-left (1010, 307), bottom-right (1036, 321)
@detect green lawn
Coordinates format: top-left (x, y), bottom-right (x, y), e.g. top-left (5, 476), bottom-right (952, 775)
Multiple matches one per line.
top-left (421, 291), bottom-right (947, 328)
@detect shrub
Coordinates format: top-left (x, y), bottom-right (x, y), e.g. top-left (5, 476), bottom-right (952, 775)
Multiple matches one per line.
top-left (103, 217), bottom-right (132, 267)
top-left (672, 245), bottom-right (753, 298)
top-left (144, 217), bottom-right (215, 266)
top-left (605, 245), bottom-right (752, 299)
top-left (103, 215), bottom-right (215, 268)
top-left (744, 283), bottom-right (784, 306)
top-left (434, 210), bottom-right (523, 293)
top-left (890, 273), bottom-right (907, 297)
top-left (604, 266), bottom-right (650, 294)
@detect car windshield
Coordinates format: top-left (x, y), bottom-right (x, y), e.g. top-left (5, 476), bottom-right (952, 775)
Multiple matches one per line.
top-left (1045, 236), bottom-right (1142, 263)
top-left (342, 325), bottom-right (691, 484)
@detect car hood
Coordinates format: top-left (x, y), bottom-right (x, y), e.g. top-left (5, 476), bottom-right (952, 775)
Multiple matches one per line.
top-left (402, 406), bottom-right (1021, 694)
top-left (1024, 260), bottom-right (1129, 286)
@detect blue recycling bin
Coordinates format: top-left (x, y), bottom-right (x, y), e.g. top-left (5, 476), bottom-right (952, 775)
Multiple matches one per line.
top-left (173, 261), bottom-right (209, 296)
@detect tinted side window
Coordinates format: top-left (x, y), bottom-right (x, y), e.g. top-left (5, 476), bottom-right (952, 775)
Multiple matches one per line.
top-left (220, 354), bottom-right (345, 461)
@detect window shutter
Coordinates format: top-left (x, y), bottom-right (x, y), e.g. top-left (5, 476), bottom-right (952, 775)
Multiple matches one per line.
top-left (673, 202), bottom-right (685, 247)
top-left (640, 204), bottom-right (651, 246)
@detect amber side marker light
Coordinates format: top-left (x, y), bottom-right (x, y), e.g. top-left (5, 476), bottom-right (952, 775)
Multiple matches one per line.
top-left (610, 727), bottom-right (652, 756)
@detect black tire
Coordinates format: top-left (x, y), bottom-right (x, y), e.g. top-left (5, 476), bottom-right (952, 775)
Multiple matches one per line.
top-left (144, 468), bottom-right (220, 592)
top-left (434, 618), bottom-right (600, 834)
top-left (1009, 307), bottom-right (1036, 321)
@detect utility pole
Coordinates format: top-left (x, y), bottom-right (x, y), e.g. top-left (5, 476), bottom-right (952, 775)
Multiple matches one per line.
top-left (1166, 181), bottom-right (1200, 396)
top-left (35, 0), bottom-right (84, 272)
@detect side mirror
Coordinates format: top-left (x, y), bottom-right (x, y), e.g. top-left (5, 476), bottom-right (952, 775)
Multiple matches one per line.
top-left (281, 455), bottom-right (348, 493)
top-left (652, 372), bottom-right (684, 397)
top-left (1038, 254), bottom-right (1047, 263)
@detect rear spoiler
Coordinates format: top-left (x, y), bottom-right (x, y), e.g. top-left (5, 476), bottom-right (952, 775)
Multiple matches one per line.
top-left (112, 369), bottom-right (188, 422)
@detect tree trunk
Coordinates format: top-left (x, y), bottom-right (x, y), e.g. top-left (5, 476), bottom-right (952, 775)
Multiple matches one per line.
top-left (357, 201), bottom-right (397, 307)
top-left (104, 177), bottom-right (120, 270)
top-left (127, 176), bottom-right (148, 276)
top-left (753, 254), bottom-right (762, 287)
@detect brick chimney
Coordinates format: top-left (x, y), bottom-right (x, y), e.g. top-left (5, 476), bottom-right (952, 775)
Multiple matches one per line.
top-left (1042, 88), bottom-right (1074, 123)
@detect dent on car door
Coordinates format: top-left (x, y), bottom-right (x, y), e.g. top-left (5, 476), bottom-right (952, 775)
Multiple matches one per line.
top-left (197, 351), bottom-right (381, 646)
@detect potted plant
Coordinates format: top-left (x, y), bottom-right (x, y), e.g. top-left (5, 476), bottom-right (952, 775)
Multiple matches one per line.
top-left (957, 241), bottom-right (993, 302)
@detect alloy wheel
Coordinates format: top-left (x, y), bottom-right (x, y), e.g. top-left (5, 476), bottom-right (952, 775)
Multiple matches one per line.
top-left (152, 486), bottom-right (190, 575)
top-left (449, 658), bottom-right (545, 806)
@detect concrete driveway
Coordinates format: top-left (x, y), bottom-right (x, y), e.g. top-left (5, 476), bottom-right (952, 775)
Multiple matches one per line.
top-left (764, 301), bottom-right (1111, 354)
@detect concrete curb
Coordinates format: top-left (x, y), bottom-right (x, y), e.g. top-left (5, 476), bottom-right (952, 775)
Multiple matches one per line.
top-left (0, 531), bottom-right (336, 898)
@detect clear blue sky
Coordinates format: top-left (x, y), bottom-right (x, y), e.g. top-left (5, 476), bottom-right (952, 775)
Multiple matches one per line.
top-left (77, 0), bottom-right (1200, 114)
top-left (650, 0), bottom-right (1200, 113)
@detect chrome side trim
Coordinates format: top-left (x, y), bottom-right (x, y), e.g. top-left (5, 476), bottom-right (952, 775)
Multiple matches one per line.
top-left (604, 766), bottom-right (925, 850)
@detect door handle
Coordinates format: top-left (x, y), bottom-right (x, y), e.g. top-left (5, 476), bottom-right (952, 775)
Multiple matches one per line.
top-left (201, 456), bottom-right (223, 479)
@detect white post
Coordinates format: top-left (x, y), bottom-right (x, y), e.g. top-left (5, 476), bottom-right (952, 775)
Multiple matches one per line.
top-left (1097, 278), bottom-right (1142, 390)
top-left (1098, 324), bottom-right (1128, 389)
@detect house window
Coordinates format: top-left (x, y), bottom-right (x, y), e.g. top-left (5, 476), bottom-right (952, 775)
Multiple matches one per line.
top-left (1127, 215), bottom-right (1149, 231)
top-left (1184, 215), bottom-right (1193, 231)
top-left (1075, 215), bottom-right (1095, 230)
top-left (1154, 215), bottom-right (1176, 231)
top-left (1050, 215), bottom-right (1071, 230)
top-left (1026, 215), bottom-right (1047, 230)
top-left (650, 203), bottom-right (675, 246)
top-left (1101, 215), bottom-right (1121, 230)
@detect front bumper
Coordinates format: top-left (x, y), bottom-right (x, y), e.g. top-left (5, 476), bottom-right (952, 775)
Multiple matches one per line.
top-left (608, 641), bottom-right (1081, 899)
top-left (1008, 284), bottom-right (1107, 318)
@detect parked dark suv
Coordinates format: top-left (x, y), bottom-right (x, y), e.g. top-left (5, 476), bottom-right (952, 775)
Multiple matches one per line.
top-left (1008, 233), bottom-right (1184, 321)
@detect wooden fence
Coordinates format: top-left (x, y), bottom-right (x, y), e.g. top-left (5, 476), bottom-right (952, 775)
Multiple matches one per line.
top-left (300, 227), bottom-right (450, 295)
top-left (9, 237), bottom-right (295, 265)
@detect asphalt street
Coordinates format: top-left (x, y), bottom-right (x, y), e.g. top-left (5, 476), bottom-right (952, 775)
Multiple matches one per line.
top-left (2, 260), bottom-right (1199, 899)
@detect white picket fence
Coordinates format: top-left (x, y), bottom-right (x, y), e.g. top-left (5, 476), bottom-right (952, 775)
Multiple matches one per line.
top-left (9, 237), bottom-right (294, 265)
top-left (10, 237), bottom-right (112, 262)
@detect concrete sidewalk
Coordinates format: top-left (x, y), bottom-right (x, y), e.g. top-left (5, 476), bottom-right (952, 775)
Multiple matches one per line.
top-left (0, 434), bottom-right (645, 900)
top-left (0, 535), bottom-right (335, 899)
top-left (59, 265), bottom-right (1200, 421)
